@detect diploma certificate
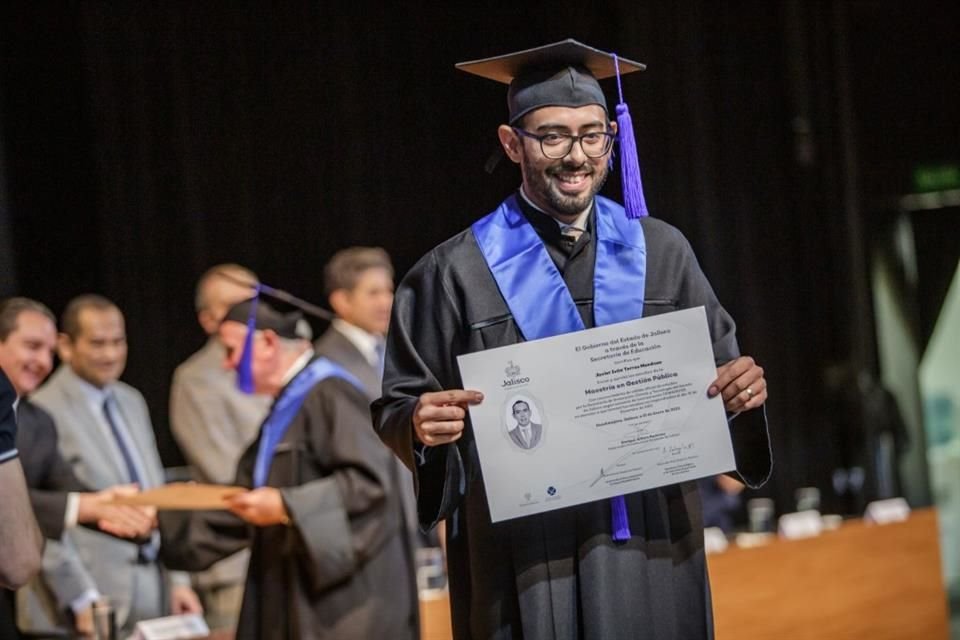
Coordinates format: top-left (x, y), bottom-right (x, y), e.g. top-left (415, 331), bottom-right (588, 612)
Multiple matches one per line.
top-left (108, 483), bottom-right (246, 510)
top-left (456, 306), bottom-right (736, 522)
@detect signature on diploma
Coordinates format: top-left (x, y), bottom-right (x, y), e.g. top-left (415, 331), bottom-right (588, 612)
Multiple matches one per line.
top-left (662, 442), bottom-right (695, 456)
top-left (589, 450), bottom-right (646, 487)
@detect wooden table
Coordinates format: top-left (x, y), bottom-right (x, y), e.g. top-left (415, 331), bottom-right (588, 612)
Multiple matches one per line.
top-left (420, 593), bottom-right (453, 640)
top-left (418, 509), bottom-right (948, 640)
top-left (709, 507), bottom-right (948, 639)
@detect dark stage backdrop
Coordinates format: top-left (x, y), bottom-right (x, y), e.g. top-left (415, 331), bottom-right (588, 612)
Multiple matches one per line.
top-left (1, 1), bottom-right (956, 516)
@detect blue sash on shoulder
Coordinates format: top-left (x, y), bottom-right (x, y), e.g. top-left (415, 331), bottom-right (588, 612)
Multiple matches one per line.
top-left (253, 357), bottom-right (365, 488)
top-left (472, 194), bottom-right (646, 540)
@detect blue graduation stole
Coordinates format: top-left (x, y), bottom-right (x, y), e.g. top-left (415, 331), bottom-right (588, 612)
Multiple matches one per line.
top-left (252, 357), bottom-right (365, 488)
top-left (472, 194), bottom-right (646, 540)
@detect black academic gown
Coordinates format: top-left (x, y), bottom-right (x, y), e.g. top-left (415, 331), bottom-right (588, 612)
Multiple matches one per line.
top-left (373, 197), bottom-right (772, 640)
top-left (160, 362), bottom-right (417, 640)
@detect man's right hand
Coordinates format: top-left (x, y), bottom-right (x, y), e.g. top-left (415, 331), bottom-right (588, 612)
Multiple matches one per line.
top-left (413, 390), bottom-right (483, 446)
top-left (77, 485), bottom-right (157, 539)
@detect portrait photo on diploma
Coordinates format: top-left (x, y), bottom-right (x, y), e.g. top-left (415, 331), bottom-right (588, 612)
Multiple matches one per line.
top-left (503, 393), bottom-right (546, 451)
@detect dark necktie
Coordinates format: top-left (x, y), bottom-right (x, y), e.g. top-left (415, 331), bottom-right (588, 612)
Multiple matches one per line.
top-left (104, 394), bottom-right (158, 562)
top-left (374, 340), bottom-right (386, 381)
top-left (102, 395), bottom-right (140, 485)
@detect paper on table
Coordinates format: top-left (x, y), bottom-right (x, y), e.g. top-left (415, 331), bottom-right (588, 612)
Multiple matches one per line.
top-left (108, 482), bottom-right (247, 510)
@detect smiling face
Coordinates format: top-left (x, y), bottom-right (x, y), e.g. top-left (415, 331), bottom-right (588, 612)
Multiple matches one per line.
top-left (60, 306), bottom-right (127, 389)
top-left (499, 104), bottom-right (615, 222)
top-left (0, 310), bottom-right (57, 396)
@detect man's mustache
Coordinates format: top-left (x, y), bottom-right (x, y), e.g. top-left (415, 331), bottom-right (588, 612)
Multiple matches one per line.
top-left (547, 162), bottom-right (594, 175)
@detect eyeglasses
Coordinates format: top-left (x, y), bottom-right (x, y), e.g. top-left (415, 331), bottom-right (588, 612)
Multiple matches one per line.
top-left (513, 128), bottom-right (616, 159)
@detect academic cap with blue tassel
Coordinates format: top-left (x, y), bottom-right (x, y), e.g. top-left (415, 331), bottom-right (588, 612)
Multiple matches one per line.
top-left (215, 271), bottom-right (334, 394)
top-left (457, 38), bottom-right (650, 220)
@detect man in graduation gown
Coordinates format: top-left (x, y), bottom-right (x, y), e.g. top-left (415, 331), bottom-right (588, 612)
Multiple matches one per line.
top-left (160, 299), bottom-right (417, 640)
top-left (372, 40), bottom-right (772, 640)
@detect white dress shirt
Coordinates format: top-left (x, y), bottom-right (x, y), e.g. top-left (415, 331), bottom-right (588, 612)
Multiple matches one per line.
top-left (331, 319), bottom-right (383, 369)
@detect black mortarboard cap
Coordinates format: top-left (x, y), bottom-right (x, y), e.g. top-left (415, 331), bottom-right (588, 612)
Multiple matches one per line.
top-left (457, 39), bottom-right (650, 219)
top-left (455, 39), bottom-right (646, 125)
top-left (215, 272), bottom-right (333, 393)
top-left (222, 298), bottom-right (307, 340)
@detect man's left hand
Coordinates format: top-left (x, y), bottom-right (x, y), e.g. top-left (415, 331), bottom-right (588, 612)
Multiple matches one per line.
top-left (708, 356), bottom-right (767, 412)
top-left (170, 584), bottom-right (203, 615)
top-left (226, 488), bottom-right (290, 527)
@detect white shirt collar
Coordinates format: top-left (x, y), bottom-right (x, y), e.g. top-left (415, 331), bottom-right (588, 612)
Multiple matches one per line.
top-left (67, 367), bottom-right (152, 486)
top-left (518, 186), bottom-right (591, 232)
top-left (281, 348), bottom-right (315, 387)
top-left (332, 319), bottom-right (382, 368)
top-left (71, 368), bottom-right (115, 406)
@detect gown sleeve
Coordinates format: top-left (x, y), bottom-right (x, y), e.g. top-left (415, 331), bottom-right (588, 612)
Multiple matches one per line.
top-left (157, 509), bottom-right (251, 573)
top-left (21, 407), bottom-right (88, 540)
top-left (372, 249), bottom-right (470, 532)
top-left (670, 225), bottom-right (772, 488)
top-left (278, 379), bottom-right (401, 593)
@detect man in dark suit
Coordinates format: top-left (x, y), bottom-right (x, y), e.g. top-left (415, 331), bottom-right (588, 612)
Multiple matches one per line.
top-left (0, 297), bottom-right (156, 635)
top-left (1, 366), bottom-right (43, 639)
top-left (314, 247), bottom-right (394, 399)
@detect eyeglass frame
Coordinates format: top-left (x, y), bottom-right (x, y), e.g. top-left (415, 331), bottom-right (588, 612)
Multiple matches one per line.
top-left (512, 127), bottom-right (616, 159)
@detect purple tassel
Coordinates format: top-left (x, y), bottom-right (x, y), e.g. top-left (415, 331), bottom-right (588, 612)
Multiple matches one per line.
top-left (613, 55), bottom-right (649, 220)
top-left (236, 286), bottom-right (260, 394)
top-left (611, 495), bottom-right (631, 541)
top-left (607, 53), bottom-right (643, 541)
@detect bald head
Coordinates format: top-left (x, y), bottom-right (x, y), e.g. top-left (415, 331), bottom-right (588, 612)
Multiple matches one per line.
top-left (195, 264), bottom-right (258, 336)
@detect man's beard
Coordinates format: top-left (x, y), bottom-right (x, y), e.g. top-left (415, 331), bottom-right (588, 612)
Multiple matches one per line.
top-left (522, 155), bottom-right (610, 218)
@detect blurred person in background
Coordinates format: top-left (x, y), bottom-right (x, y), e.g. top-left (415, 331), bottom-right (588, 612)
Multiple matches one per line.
top-left (1, 297), bottom-right (156, 636)
top-left (161, 297), bottom-right (418, 640)
top-left (170, 265), bottom-right (271, 631)
top-left (32, 295), bottom-right (201, 635)
top-left (0, 367), bottom-right (43, 638)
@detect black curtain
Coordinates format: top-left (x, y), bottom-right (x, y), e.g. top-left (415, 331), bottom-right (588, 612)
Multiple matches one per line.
top-left (0, 119), bottom-right (14, 295)
top-left (2, 1), bottom-right (956, 515)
